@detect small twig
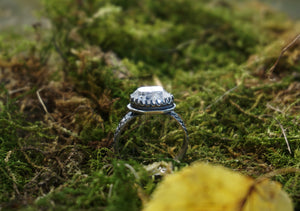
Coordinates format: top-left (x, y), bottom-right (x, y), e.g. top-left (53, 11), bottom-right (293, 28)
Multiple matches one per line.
top-left (263, 115), bottom-right (292, 154)
top-left (36, 88), bottom-right (48, 113)
top-left (266, 103), bottom-right (284, 114)
top-left (124, 163), bottom-right (150, 204)
top-left (36, 87), bottom-right (55, 121)
top-left (36, 87), bottom-right (79, 138)
top-left (8, 86), bottom-right (30, 95)
top-left (124, 163), bottom-right (140, 180)
top-left (267, 34), bottom-right (300, 79)
top-left (274, 117), bottom-right (292, 154)
top-left (205, 85), bottom-right (239, 110)
top-left (108, 184), bottom-right (113, 198)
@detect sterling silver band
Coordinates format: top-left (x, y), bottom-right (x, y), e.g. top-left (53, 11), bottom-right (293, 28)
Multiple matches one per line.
top-left (113, 111), bottom-right (189, 161)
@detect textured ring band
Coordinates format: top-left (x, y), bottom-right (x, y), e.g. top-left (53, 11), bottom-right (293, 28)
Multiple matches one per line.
top-left (113, 86), bottom-right (189, 161)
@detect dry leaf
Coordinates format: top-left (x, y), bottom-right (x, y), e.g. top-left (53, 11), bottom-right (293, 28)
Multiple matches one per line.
top-left (143, 162), bottom-right (293, 211)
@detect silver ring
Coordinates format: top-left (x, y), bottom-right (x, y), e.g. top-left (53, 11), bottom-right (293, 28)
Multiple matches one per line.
top-left (113, 86), bottom-right (189, 161)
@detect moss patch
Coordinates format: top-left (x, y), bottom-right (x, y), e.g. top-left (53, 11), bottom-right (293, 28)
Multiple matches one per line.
top-left (0, 0), bottom-right (299, 210)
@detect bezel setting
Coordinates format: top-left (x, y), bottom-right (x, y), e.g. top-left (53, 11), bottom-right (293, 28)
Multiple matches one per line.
top-left (127, 86), bottom-right (176, 113)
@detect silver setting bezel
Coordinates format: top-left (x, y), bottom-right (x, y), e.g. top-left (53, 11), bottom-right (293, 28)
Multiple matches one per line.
top-left (129, 86), bottom-right (175, 112)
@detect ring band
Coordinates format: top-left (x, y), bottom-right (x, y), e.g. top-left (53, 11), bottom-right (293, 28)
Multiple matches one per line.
top-left (113, 86), bottom-right (189, 161)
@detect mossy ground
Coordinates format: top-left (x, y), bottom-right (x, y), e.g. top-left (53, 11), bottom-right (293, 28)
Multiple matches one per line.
top-left (0, 0), bottom-right (299, 210)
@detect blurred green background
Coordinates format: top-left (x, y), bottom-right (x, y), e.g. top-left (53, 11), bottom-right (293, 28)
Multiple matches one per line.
top-left (0, 0), bottom-right (299, 32)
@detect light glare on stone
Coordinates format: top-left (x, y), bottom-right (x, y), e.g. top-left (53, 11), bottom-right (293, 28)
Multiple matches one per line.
top-left (138, 86), bottom-right (163, 93)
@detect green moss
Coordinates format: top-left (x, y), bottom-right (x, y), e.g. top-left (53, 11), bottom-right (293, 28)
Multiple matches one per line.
top-left (42, 0), bottom-right (269, 77)
top-left (24, 160), bottom-right (153, 211)
top-left (1, 0), bottom-right (300, 209)
top-left (0, 88), bottom-right (55, 204)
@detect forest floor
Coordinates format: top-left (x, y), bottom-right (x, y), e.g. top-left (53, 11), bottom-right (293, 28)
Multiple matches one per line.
top-left (0, 0), bottom-right (299, 210)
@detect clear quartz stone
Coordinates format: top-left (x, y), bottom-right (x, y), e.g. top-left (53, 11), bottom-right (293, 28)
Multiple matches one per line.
top-left (129, 86), bottom-right (174, 111)
top-left (137, 86), bottom-right (164, 101)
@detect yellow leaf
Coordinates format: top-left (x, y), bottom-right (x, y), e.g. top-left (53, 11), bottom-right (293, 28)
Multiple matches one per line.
top-left (143, 162), bottom-right (293, 211)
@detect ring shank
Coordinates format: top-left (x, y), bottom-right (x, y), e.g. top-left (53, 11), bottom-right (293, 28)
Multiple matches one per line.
top-left (113, 111), bottom-right (189, 161)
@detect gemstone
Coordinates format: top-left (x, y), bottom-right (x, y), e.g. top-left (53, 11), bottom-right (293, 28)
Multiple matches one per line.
top-left (128, 86), bottom-right (175, 112)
